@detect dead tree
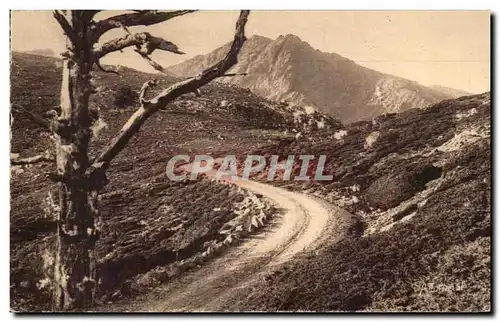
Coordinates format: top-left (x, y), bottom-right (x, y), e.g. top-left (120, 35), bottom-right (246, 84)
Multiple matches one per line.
top-left (17, 9), bottom-right (250, 311)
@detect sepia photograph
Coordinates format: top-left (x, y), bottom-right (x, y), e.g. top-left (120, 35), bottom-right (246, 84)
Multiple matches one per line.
top-left (8, 8), bottom-right (491, 313)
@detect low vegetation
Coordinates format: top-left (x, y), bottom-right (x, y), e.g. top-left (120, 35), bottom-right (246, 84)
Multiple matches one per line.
top-left (113, 85), bottom-right (139, 109)
top-left (227, 93), bottom-right (491, 311)
top-left (10, 51), bottom-right (490, 312)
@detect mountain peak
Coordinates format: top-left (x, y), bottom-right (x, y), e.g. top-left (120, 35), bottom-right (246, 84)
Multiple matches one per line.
top-left (167, 34), bottom-right (460, 123)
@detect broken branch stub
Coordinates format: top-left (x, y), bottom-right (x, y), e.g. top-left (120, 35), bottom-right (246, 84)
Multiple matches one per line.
top-left (11, 106), bottom-right (52, 131)
top-left (136, 53), bottom-right (167, 73)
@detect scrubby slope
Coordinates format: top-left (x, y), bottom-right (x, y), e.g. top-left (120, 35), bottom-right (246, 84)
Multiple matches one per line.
top-left (10, 51), bottom-right (490, 312)
top-left (168, 34), bottom-right (465, 123)
top-left (228, 93), bottom-right (491, 312)
top-left (9, 52), bottom-right (339, 311)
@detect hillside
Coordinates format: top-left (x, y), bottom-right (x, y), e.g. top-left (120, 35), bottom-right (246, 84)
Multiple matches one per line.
top-left (9, 52), bottom-right (340, 311)
top-left (168, 34), bottom-right (469, 123)
top-left (430, 85), bottom-right (472, 98)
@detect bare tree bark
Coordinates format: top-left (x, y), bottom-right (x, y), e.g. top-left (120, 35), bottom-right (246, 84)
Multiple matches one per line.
top-left (11, 151), bottom-right (54, 165)
top-left (91, 10), bottom-right (195, 40)
top-left (93, 32), bottom-right (184, 73)
top-left (89, 10), bottom-right (250, 173)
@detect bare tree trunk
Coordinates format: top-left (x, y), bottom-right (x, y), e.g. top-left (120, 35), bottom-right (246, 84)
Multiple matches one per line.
top-left (52, 11), bottom-right (100, 311)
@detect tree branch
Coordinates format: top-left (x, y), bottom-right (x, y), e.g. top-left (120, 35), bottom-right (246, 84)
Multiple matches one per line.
top-left (217, 72), bottom-right (248, 78)
top-left (91, 10), bottom-right (196, 41)
top-left (11, 151), bottom-right (54, 165)
top-left (89, 10), bottom-right (250, 172)
top-left (83, 10), bottom-right (101, 20)
top-left (95, 60), bottom-right (119, 74)
top-left (135, 52), bottom-right (167, 73)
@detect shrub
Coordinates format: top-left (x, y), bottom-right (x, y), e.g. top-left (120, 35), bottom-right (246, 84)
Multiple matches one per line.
top-left (114, 86), bottom-right (138, 108)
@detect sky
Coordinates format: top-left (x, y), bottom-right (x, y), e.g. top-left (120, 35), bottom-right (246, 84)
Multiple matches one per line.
top-left (11, 10), bottom-right (490, 93)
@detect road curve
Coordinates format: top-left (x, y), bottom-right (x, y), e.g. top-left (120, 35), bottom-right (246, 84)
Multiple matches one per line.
top-left (105, 176), bottom-right (350, 312)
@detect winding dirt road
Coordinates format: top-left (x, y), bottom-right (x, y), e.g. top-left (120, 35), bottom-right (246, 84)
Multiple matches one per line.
top-left (105, 175), bottom-right (350, 312)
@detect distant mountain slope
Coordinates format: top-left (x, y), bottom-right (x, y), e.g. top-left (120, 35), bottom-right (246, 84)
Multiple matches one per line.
top-left (168, 34), bottom-right (469, 123)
